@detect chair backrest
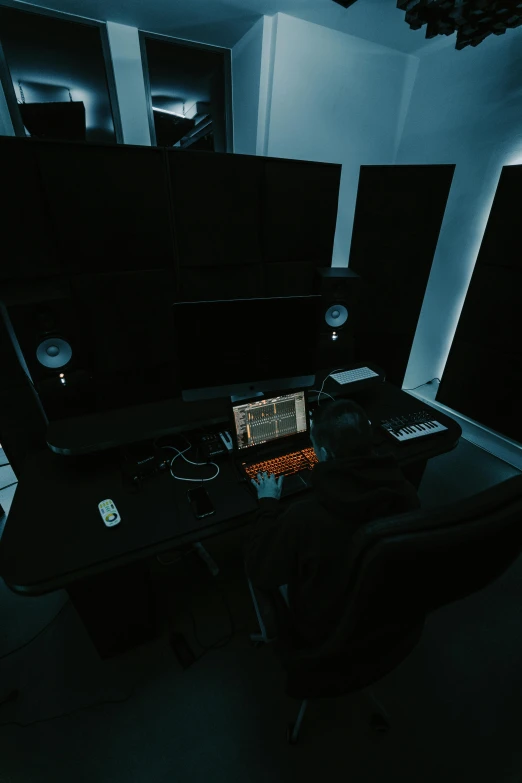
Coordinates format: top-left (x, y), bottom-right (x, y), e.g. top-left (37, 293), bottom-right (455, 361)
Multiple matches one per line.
top-left (294, 473), bottom-right (522, 662)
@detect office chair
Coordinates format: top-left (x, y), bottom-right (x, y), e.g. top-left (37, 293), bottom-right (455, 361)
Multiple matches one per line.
top-left (247, 473), bottom-right (522, 744)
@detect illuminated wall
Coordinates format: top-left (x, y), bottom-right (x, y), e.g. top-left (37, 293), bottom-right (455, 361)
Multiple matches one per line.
top-left (231, 17), bottom-right (264, 155)
top-left (395, 26), bottom-right (522, 391)
top-left (243, 13), bottom-right (419, 268)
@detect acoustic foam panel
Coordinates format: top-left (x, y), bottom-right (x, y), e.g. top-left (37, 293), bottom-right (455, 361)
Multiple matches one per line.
top-left (167, 149), bottom-right (263, 268)
top-left (31, 138), bottom-right (176, 276)
top-left (167, 150), bottom-right (342, 270)
top-left (349, 164), bottom-right (456, 388)
top-left (261, 157), bottom-right (341, 266)
top-left (437, 165), bottom-right (522, 444)
top-left (0, 136), bottom-right (62, 283)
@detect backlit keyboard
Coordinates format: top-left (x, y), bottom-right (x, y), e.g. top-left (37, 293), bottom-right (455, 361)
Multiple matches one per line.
top-left (242, 447), bottom-right (319, 481)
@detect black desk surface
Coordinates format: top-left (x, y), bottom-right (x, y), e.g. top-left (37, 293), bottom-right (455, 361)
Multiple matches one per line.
top-left (0, 379), bottom-right (462, 596)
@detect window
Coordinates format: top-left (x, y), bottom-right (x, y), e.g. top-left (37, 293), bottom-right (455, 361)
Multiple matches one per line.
top-left (0, 1), bottom-right (121, 144)
top-left (140, 32), bottom-right (232, 152)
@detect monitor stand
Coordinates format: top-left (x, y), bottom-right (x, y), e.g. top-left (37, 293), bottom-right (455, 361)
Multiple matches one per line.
top-left (230, 391), bottom-right (264, 403)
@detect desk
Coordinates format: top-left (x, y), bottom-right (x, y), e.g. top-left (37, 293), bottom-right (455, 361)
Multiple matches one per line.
top-left (0, 378), bottom-right (462, 658)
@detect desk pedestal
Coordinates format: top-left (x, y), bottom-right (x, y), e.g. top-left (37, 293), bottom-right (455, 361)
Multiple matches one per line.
top-left (67, 560), bottom-right (157, 659)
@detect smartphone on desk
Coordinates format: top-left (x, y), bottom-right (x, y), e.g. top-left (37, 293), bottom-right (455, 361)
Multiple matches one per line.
top-left (187, 486), bottom-right (215, 519)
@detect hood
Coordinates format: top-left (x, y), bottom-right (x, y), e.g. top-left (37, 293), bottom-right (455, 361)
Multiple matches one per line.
top-left (310, 449), bottom-right (420, 524)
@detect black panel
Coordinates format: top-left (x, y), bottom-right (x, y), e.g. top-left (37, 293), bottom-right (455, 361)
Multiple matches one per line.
top-left (262, 262), bottom-right (315, 298)
top-left (167, 149), bottom-right (263, 267)
top-left (177, 263), bottom-right (264, 301)
top-left (474, 165), bottom-right (522, 271)
top-left (262, 157), bottom-right (341, 266)
top-left (438, 341), bottom-right (522, 443)
top-left (437, 165), bottom-right (522, 443)
top-left (176, 262), bottom-right (316, 301)
top-left (0, 137), bottom-right (62, 282)
top-left (68, 269), bottom-right (180, 412)
top-left (443, 265), bottom-right (521, 347)
top-left (349, 165), bottom-right (456, 387)
top-left (34, 139), bottom-right (175, 275)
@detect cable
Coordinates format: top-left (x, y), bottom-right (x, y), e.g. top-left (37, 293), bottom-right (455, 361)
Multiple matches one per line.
top-left (0, 600), bottom-right (71, 662)
top-left (403, 377), bottom-right (441, 391)
top-left (312, 370), bottom-right (442, 400)
top-left (0, 685), bottom-right (137, 729)
top-left (312, 368), bottom-right (349, 407)
top-left (0, 463), bottom-right (11, 468)
top-left (309, 390), bottom-right (335, 404)
top-left (152, 433), bottom-right (220, 484)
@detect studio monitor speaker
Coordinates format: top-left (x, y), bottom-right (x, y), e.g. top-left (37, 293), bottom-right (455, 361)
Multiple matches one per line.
top-left (0, 291), bottom-right (94, 422)
top-left (313, 267), bottom-right (362, 369)
top-left (1, 269), bottom-right (180, 422)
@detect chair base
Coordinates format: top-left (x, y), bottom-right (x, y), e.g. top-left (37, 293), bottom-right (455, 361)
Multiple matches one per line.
top-left (249, 632), bottom-right (277, 645)
top-left (286, 689), bottom-right (391, 744)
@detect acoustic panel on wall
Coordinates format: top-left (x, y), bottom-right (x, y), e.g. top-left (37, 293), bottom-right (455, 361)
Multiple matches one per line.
top-left (262, 157), bottom-right (342, 266)
top-left (0, 137), bottom-right (177, 282)
top-left (176, 261), bottom-right (316, 302)
top-left (349, 164), bottom-right (456, 388)
top-left (0, 136), bottom-right (63, 283)
top-left (437, 165), bottom-right (522, 444)
top-left (69, 268), bottom-right (180, 412)
top-left (167, 150), bottom-right (341, 272)
top-left (167, 149), bottom-right (264, 269)
top-left (176, 263), bottom-right (263, 301)
top-left (39, 139), bottom-right (176, 276)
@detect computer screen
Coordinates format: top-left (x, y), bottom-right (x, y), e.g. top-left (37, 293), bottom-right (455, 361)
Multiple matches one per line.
top-left (232, 390), bottom-right (309, 451)
top-left (172, 295), bottom-right (321, 400)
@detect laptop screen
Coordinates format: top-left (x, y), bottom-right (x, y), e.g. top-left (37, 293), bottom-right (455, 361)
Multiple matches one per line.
top-left (232, 390), bottom-right (309, 452)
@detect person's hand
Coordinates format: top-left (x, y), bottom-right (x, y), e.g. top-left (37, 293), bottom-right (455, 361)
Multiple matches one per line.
top-left (251, 471), bottom-right (284, 500)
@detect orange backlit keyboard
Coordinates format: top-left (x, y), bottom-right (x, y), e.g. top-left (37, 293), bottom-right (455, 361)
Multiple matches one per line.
top-left (242, 446), bottom-right (319, 481)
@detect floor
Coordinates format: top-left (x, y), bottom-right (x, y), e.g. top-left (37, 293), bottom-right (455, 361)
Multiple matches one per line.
top-left (1, 383), bottom-right (522, 782)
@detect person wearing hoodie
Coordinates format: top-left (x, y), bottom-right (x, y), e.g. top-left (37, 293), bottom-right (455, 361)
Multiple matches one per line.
top-left (243, 397), bottom-right (421, 649)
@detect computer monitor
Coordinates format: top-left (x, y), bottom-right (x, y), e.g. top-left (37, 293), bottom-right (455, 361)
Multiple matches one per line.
top-left (172, 295), bottom-right (321, 402)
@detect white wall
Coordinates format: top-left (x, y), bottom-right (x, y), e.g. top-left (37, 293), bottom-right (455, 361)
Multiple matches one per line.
top-left (106, 21), bottom-right (151, 146)
top-left (264, 13), bottom-right (419, 267)
top-left (231, 17), bottom-right (264, 155)
top-left (396, 27), bottom-right (522, 391)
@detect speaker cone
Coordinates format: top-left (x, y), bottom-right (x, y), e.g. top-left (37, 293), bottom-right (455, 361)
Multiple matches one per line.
top-left (325, 303), bottom-right (348, 328)
top-left (36, 337), bottom-right (72, 369)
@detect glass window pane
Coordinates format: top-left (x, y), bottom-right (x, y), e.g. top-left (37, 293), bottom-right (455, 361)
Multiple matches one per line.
top-left (0, 4), bottom-right (118, 144)
top-left (143, 35), bottom-right (230, 152)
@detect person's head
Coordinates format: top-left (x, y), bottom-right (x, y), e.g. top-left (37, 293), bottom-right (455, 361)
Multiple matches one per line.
top-left (310, 398), bottom-right (373, 462)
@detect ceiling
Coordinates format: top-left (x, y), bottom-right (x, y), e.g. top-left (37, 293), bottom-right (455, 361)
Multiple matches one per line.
top-left (10, 0), bottom-right (455, 55)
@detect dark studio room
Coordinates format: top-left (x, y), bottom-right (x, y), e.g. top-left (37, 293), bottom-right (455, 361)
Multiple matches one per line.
top-left (1, 0), bottom-right (522, 779)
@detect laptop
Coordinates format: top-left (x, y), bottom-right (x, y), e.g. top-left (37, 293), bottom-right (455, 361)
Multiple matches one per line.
top-left (230, 390), bottom-right (318, 499)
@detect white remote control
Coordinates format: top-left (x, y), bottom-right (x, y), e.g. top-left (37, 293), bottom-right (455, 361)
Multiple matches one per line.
top-left (98, 498), bottom-right (121, 527)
